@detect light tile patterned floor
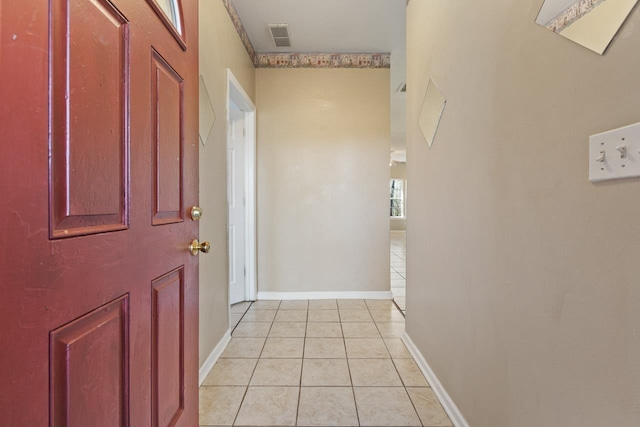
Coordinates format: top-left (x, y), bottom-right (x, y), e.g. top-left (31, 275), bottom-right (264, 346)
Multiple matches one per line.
top-left (200, 299), bottom-right (452, 427)
top-left (391, 230), bottom-right (406, 313)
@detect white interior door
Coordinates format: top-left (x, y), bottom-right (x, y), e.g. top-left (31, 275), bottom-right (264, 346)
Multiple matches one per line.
top-left (228, 99), bottom-right (246, 304)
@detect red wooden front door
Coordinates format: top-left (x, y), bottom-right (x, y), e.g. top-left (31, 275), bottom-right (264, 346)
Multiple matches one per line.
top-left (0, 0), bottom-right (200, 425)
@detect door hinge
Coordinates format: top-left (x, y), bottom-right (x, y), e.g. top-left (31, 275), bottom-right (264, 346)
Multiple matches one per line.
top-left (243, 266), bottom-right (246, 277)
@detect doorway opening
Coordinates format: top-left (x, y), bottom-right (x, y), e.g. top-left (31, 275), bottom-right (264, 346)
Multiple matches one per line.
top-left (226, 70), bottom-right (257, 324)
top-left (390, 162), bottom-right (407, 313)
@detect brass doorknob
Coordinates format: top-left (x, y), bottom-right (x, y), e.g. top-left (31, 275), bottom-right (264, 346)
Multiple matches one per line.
top-left (189, 239), bottom-right (211, 256)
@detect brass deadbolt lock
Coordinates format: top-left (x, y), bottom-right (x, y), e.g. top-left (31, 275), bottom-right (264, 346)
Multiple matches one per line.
top-left (190, 206), bottom-right (203, 221)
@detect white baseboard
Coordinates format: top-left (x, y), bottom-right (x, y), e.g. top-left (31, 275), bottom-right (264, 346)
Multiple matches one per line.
top-left (199, 329), bottom-right (232, 386)
top-left (256, 291), bottom-right (393, 300)
top-left (402, 332), bottom-right (469, 427)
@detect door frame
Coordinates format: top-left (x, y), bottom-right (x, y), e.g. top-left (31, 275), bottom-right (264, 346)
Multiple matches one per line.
top-left (226, 69), bottom-right (257, 303)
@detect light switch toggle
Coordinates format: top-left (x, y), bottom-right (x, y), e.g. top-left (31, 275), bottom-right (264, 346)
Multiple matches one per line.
top-left (589, 122), bottom-right (640, 182)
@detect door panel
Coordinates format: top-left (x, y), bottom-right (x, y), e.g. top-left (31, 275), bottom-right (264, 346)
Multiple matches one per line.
top-left (50, 0), bottom-right (129, 238)
top-left (0, 0), bottom-right (199, 425)
top-left (152, 50), bottom-right (184, 225)
top-left (152, 267), bottom-right (185, 427)
top-left (50, 295), bottom-right (129, 427)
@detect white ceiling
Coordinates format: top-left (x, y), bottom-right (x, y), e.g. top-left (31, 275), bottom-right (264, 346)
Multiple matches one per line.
top-left (232, 0), bottom-right (406, 53)
top-left (231, 0), bottom-right (407, 161)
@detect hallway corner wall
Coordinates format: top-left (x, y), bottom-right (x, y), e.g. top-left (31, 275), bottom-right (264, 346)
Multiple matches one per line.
top-left (255, 68), bottom-right (391, 294)
top-left (405, 1), bottom-right (640, 425)
top-left (198, 0), bottom-right (255, 368)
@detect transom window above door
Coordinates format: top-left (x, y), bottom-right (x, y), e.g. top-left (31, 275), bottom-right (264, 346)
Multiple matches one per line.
top-left (148, 0), bottom-right (186, 49)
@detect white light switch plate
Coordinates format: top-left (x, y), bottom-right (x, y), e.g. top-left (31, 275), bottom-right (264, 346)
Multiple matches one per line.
top-left (589, 122), bottom-right (640, 182)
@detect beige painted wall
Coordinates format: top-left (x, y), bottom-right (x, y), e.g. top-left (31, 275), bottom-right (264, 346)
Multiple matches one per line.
top-left (256, 68), bottom-right (390, 294)
top-left (406, 1), bottom-right (640, 425)
top-left (390, 162), bottom-right (407, 231)
top-left (198, 0), bottom-right (255, 367)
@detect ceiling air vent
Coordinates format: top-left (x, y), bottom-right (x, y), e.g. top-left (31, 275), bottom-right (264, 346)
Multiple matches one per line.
top-left (268, 24), bottom-right (291, 48)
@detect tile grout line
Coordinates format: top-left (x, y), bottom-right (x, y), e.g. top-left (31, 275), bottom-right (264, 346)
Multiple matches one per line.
top-left (230, 304), bottom-right (276, 427)
top-left (229, 301), bottom-right (253, 336)
top-left (389, 353), bottom-right (424, 426)
top-left (294, 302), bottom-right (309, 426)
top-left (377, 302), bottom-right (424, 427)
top-left (297, 310), bottom-right (310, 425)
top-left (227, 302), bottom-right (254, 427)
top-left (340, 305), bottom-right (361, 427)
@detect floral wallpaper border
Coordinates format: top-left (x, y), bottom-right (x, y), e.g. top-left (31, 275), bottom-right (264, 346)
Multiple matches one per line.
top-left (222, 0), bottom-right (257, 64)
top-left (545, 0), bottom-right (607, 33)
top-left (222, 0), bottom-right (391, 69)
top-left (256, 52), bottom-right (391, 69)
